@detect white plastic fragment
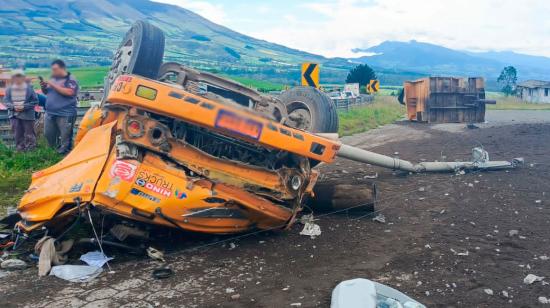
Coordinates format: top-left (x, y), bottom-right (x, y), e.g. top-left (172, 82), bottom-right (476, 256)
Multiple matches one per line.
top-left (524, 274), bottom-right (545, 285)
top-left (484, 289), bottom-right (493, 295)
top-left (364, 173), bottom-right (378, 179)
top-left (299, 214), bottom-right (321, 239)
top-left (372, 214), bottom-right (386, 224)
top-left (331, 278), bottom-right (426, 308)
top-left (146, 247), bottom-right (165, 262)
top-left (50, 265), bottom-right (103, 283)
top-left (539, 297), bottom-right (550, 304)
top-left (80, 251), bottom-right (113, 268)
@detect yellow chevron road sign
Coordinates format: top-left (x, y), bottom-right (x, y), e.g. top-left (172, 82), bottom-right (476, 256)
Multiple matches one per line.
top-left (301, 63), bottom-right (320, 88)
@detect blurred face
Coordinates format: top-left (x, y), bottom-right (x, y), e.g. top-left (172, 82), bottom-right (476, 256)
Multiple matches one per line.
top-left (51, 64), bottom-right (67, 78)
top-left (12, 75), bottom-right (25, 86)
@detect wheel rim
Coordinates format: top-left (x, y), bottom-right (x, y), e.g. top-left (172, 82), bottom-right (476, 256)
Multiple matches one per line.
top-left (285, 102), bottom-right (313, 131)
top-left (107, 37), bottom-right (134, 87)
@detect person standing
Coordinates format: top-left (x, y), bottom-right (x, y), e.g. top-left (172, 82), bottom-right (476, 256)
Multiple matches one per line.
top-left (3, 70), bottom-right (38, 152)
top-left (40, 59), bottom-right (79, 154)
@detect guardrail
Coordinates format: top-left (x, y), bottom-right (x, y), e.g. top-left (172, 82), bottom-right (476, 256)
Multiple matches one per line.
top-left (332, 94), bottom-right (374, 111)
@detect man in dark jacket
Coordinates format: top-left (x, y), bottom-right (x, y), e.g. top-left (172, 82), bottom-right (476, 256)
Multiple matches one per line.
top-left (3, 70), bottom-right (38, 152)
top-left (40, 59), bottom-right (79, 154)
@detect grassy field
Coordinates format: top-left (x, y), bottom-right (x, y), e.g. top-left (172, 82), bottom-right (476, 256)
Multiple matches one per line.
top-left (486, 92), bottom-right (550, 110)
top-left (224, 76), bottom-right (284, 92)
top-left (0, 140), bottom-right (62, 213)
top-left (26, 66), bottom-right (109, 89)
top-left (338, 96), bottom-right (405, 136)
top-left (23, 66), bottom-right (285, 92)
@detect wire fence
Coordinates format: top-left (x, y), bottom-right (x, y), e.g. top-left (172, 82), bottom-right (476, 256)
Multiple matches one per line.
top-left (332, 94), bottom-right (374, 111)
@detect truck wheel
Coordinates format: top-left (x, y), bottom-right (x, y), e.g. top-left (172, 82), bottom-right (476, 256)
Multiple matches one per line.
top-left (279, 87), bottom-right (339, 133)
top-left (105, 21), bottom-right (165, 95)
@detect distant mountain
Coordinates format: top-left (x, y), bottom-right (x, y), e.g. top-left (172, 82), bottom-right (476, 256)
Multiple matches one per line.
top-left (352, 41), bottom-right (550, 83)
top-left (0, 0), bottom-right (350, 83)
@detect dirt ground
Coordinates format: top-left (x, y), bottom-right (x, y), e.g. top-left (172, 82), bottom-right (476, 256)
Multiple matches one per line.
top-left (1, 110), bottom-right (549, 308)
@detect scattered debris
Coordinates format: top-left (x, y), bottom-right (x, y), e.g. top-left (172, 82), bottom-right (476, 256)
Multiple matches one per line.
top-left (80, 251), bottom-right (114, 268)
top-left (35, 236), bottom-right (73, 276)
top-left (50, 265), bottom-right (103, 283)
top-left (290, 303), bottom-right (302, 307)
top-left (231, 294), bottom-right (241, 300)
top-left (540, 256), bottom-right (549, 261)
top-left (372, 214), bottom-right (386, 224)
top-left (110, 224), bottom-right (149, 241)
top-left (501, 290), bottom-right (509, 298)
top-left (484, 289), bottom-right (493, 296)
top-left (226, 288), bottom-right (235, 294)
top-left (147, 247), bottom-right (166, 262)
top-left (524, 274), bottom-right (545, 285)
top-left (152, 267), bottom-right (174, 279)
top-left (0, 258), bottom-right (27, 270)
top-left (539, 297), bottom-right (550, 304)
top-left (229, 242), bottom-right (237, 250)
top-left (299, 215), bottom-right (321, 239)
top-left (363, 173), bottom-right (378, 179)
top-left (450, 248), bottom-right (469, 256)
top-left (508, 230), bottom-right (519, 237)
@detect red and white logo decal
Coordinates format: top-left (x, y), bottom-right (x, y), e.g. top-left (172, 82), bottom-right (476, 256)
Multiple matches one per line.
top-left (110, 160), bottom-right (137, 182)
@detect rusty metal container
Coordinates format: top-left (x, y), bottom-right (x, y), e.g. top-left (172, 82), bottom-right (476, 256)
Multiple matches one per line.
top-left (403, 77), bottom-right (494, 123)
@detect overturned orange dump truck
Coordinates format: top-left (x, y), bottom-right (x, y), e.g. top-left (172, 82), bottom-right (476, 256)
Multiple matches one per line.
top-left (14, 22), bottom-right (520, 237)
top-left (401, 77), bottom-right (496, 123)
top-left (17, 75), bottom-right (340, 233)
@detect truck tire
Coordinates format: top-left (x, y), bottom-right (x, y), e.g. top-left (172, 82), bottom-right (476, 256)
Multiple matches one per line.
top-left (105, 21), bottom-right (165, 95)
top-left (279, 87), bottom-right (339, 133)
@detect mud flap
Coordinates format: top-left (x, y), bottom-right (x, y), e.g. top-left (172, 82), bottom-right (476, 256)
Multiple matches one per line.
top-left (18, 122), bottom-right (117, 223)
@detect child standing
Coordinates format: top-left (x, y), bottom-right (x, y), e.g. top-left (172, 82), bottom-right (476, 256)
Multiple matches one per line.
top-left (3, 70), bottom-right (38, 152)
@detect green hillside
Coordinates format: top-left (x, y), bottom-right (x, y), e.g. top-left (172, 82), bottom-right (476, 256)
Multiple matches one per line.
top-left (0, 0), bottom-right (354, 85)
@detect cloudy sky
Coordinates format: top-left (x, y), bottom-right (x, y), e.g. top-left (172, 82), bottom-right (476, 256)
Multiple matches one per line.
top-left (154, 0), bottom-right (550, 58)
